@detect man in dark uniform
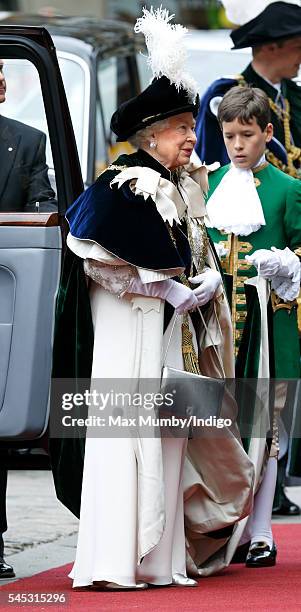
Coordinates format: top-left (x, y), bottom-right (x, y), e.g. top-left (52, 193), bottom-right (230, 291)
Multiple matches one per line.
top-left (196, 1), bottom-right (301, 178)
top-left (0, 58), bottom-right (56, 579)
top-left (196, 1), bottom-right (301, 518)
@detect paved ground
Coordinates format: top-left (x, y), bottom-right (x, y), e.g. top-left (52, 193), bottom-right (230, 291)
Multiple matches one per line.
top-left (2, 471), bottom-right (78, 585)
top-left (5, 471), bottom-right (78, 557)
top-left (1, 470), bottom-right (301, 586)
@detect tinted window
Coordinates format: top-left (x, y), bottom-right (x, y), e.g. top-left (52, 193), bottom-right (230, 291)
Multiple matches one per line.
top-left (95, 55), bottom-right (135, 179)
top-left (0, 58), bottom-right (57, 212)
top-left (2, 55), bottom-right (88, 183)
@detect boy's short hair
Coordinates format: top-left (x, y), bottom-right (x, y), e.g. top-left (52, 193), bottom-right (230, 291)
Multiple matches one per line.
top-left (217, 86), bottom-right (271, 132)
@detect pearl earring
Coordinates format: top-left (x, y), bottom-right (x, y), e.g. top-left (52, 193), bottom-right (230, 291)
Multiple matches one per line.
top-left (150, 141), bottom-right (157, 149)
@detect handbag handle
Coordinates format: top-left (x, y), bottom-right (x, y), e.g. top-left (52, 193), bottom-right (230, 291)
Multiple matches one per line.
top-left (163, 306), bottom-right (226, 378)
top-left (163, 313), bottom-right (178, 366)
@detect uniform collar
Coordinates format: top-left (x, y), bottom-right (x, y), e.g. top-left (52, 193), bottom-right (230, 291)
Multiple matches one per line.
top-left (242, 63), bottom-right (281, 102)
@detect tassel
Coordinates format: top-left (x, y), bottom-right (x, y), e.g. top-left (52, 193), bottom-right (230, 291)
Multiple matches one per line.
top-left (178, 273), bottom-right (201, 374)
top-left (181, 313), bottom-right (201, 375)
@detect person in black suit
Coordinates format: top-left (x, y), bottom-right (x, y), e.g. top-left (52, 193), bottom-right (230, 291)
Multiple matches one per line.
top-left (0, 59), bottom-right (56, 212)
top-left (0, 58), bottom-right (56, 579)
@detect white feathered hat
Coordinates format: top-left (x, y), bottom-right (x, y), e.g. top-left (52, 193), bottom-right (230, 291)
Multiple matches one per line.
top-left (110, 7), bottom-right (199, 141)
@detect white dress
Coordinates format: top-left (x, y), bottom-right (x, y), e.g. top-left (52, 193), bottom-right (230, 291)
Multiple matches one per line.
top-left (68, 236), bottom-right (189, 587)
top-left (66, 156), bottom-right (255, 585)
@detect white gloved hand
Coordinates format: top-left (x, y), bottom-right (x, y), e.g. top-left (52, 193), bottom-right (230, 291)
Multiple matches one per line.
top-left (127, 276), bottom-right (198, 314)
top-left (246, 247), bottom-right (301, 301)
top-left (188, 269), bottom-right (221, 307)
top-left (269, 247), bottom-right (301, 301)
top-left (245, 249), bottom-right (281, 278)
top-left (214, 242), bottom-right (228, 258)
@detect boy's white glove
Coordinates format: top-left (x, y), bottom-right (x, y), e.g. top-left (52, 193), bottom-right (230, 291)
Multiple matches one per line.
top-left (189, 269), bottom-right (221, 306)
top-left (246, 249), bottom-right (281, 277)
top-left (246, 247), bottom-right (301, 301)
top-left (127, 276), bottom-right (198, 314)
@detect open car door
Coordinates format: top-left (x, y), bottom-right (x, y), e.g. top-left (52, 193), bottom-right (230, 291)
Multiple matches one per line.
top-left (0, 26), bottom-right (83, 442)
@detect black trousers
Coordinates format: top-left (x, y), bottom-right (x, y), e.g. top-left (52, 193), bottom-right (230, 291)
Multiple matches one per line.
top-left (0, 467), bottom-right (7, 534)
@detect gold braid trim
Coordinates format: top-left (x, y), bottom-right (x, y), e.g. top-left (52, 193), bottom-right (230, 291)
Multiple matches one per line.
top-left (271, 290), bottom-right (297, 313)
top-left (268, 97), bottom-right (301, 178)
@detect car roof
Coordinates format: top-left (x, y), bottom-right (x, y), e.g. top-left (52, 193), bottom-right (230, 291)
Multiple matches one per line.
top-left (0, 13), bottom-right (142, 56)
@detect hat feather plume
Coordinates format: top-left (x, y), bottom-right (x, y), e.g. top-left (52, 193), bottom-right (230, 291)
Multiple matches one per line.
top-left (134, 6), bottom-right (198, 102)
top-left (222, 0), bottom-right (301, 25)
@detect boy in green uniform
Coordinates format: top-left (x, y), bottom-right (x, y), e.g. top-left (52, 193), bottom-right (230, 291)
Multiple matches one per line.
top-left (206, 85), bottom-right (301, 567)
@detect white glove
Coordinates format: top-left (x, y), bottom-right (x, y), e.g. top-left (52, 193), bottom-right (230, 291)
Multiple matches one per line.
top-left (246, 247), bottom-right (301, 301)
top-left (214, 242), bottom-right (228, 258)
top-left (127, 276), bottom-right (198, 314)
top-left (188, 269), bottom-right (221, 307)
top-left (245, 249), bottom-right (281, 278)
top-left (270, 247), bottom-right (300, 301)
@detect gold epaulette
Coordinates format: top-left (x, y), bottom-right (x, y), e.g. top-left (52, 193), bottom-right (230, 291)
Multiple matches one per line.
top-left (236, 74), bottom-right (247, 87)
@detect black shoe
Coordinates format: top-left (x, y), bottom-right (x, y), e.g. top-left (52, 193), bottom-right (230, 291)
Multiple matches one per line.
top-left (230, 541), bottom-right (250, 564)
top-left (272, 491), bottom-right (300, 516)
top-left (246, 542), bottom-right (277, 568)
top-left (0, 557), bottom-right (15, 579)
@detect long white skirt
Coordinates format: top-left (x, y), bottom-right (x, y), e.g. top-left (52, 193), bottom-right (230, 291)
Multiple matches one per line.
top-left (69, 283), bottom-right (188, 587)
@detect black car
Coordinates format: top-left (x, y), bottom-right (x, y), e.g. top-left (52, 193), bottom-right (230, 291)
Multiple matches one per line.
top-left (0, 19), bottom-right (143, 466)
top-left (0, 15), bottom-right (144, 187)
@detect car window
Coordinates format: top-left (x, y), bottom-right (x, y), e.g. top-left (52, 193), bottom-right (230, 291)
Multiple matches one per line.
top-left (95, 56), bottom-right (135, 179)
top-left (0, 57), bottom-right (57, 212)
top-left (136, 50), bottom-right (151, 91)
top-left (58, 53), bottom-right (89, 181)
top-left (97, 57), bottom-right (117, 144)
top-left (2, 55), bottom-right (88, 183)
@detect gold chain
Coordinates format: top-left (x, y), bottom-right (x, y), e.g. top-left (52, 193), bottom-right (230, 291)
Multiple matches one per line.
top-left (268, 97), bottom-right (301, 177)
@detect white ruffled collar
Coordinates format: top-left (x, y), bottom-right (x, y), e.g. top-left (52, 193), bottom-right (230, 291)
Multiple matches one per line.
top-left (110, 151), bottom-right (217, 226)
top-left (206, 155), bottom-right (267, 236)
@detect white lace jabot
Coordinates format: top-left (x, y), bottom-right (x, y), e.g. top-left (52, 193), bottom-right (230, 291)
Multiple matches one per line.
top-left (110, 153), bottom-right (214, 226)
top-left (206, 155), bottom-right (266, 236)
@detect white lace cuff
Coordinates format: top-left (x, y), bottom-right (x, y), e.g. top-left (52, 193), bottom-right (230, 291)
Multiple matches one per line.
top-left (271, 247), bottom-right (301, 301)
top-left (84, 259), bottom-right (137, 298)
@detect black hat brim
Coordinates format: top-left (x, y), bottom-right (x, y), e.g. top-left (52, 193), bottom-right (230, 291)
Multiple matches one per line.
top-left (115, 102), bottom-right (199, 142)
top-left (231, 1), bottom-right (301, 50)
top-left (111, 76), bottom-right (199, 142)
